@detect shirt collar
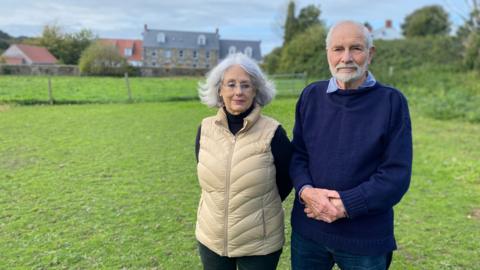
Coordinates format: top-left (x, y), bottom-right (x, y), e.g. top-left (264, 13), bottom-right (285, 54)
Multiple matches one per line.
top-left (326, 71), bottom-right (376, 93)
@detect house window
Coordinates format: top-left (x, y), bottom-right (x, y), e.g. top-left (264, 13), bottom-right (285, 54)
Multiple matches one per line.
top-left (244, 46), bottom-right (253, 58)
top-left (151, 51), bottom-right (157, 57)
top-left (179, 50), bottom-right (184, 58)
top-left (206, 51), bottom-right (210, 59)
top-left (157, 33), bottom-right (166, 43)
top-left (228, 46), bottom-right (236, 55)
top-left (124, 48), bottom-right (133, 57)
top-left (165, 50), bottom-right (172, 58)
top-left (198, 35), bottom-right (206, 45)
top-left (193, 63), bottom-right (197, 68)
top-left (193, 50), bottom-right (198, 59)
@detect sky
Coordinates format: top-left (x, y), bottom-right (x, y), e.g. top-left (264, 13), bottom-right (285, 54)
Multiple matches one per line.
top-left (0, 0), bottom-right (472, 54)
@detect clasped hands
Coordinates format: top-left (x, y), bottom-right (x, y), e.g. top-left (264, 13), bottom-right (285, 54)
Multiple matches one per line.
top-left (300, 187), bottom-right (347, 223)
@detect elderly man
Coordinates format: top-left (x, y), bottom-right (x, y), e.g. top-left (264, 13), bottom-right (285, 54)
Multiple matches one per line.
top-left (289, 20), bottom-right (412, 269)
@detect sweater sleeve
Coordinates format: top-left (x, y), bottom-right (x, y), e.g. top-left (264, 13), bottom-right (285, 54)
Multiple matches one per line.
top-left (289, 89), bottom-right (315, 194)
top-left (339, 92), bottom-right (413, 219)
top-left (271, 125), bottom-right (293, 201)
top-left (195, 125), bottom-right (201, 163)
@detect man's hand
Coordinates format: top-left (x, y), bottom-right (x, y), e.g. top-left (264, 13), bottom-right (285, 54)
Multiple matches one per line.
top-left (301, 188), bottom-right (347, 223)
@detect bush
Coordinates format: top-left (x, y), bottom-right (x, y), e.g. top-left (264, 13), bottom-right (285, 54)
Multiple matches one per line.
top-left (401, 5), bottom-right (451, 38)
top-left (78, 42), bottom-right (128, 76)
top-left (263, 30), bottom-right (463, 79)
top-left (370, 36), bottom-right (463, 80)
top-left (463, 32), bottom-right (480, 71)
top-left (262, 47), bottom-right (281, 75)
top-left (277, 24), bottom-right (329, 78)
top-left (391, 67), bottom-right (480, 123)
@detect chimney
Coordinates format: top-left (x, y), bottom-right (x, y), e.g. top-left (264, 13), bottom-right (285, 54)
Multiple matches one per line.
top-left (385, 20), bottom-right (392, 28)
top-left (144, 24), bottom-right (148, 31)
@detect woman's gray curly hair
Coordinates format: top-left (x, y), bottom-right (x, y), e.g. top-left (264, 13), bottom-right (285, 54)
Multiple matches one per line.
top-left (198, 53), bottom-right (275, 107)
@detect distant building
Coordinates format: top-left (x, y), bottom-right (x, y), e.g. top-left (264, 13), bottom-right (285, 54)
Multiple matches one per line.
top-left (372, 20), bottom-right (403, 40)
top-left (142, 25), bottom-right (261, 68)
top-left (99, 39), bottom-right (143, 67)
top-left (1, 44), bottom-right (58, 65)
top-left (220, 39), bottom-right (262, 61)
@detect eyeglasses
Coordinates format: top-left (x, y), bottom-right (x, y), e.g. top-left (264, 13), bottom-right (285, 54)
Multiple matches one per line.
top-left (222, 81), bottom-right (253, 92)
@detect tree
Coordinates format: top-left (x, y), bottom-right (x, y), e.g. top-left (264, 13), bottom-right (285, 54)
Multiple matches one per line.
top-left (297, 4), bottom-right (322, 31)
top-left (0, 30), bottom-right (11, 40)
top-left (37, 23), bottom-right (94, 65)
top-left (0, 30), bottom-right (12, 50)
top-left (455, 0), bottom-right (480, 71)
top-left (282, 1), bottom-right (323, 45)
top-left (455, 0), bottom-right (479, 37)
top-left (463, 32), bottom-right (480, 70)
top-left (61, 29), bottom-right (95, 65)
top-left (278, 24), bottom-right (329, 77)
top-left (401, 5), bottom-right (451, 37)
top-left (265, 1), bottom-right (325, 74)
top-left (283, 1), bottom-right (298, 45)
top-left (262, 47), bottom-right (282, 74)
top-left (78, 42), bottom-right (127, 76)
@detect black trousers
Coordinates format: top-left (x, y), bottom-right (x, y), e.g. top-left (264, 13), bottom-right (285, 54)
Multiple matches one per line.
top-left (198, 242), bottom-right (282, 270)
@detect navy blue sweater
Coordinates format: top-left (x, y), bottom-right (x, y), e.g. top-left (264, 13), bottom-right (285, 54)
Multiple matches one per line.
top-left (290, 80), bottom-right (412, 255)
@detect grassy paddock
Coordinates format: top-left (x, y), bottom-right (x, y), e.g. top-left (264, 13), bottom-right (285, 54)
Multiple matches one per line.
top-left (0, 76), bottom-right (201, 104)
top-left (1, 68), bottom-right (479, 123)
top-left (0, 99), bottom-right (479, 269)
top-left (0, 75), bottom-right (307, 105)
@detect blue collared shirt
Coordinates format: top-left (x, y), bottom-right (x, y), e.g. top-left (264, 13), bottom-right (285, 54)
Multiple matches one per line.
top-left (326, 71), bottom-right (377, 93)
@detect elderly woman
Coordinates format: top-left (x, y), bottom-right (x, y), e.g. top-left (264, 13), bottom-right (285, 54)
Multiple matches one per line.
top-left (194, 53), bottom-right (292, 270)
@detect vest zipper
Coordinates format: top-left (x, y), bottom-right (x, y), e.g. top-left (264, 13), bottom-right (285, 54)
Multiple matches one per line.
top-left (224, 134), bottom-right (236, 257)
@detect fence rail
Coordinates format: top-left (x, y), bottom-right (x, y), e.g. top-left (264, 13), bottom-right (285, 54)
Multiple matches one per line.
top-left (269, 72), bottom-right (308, 96)
top-left (0, 72), bottom-right (308, 105)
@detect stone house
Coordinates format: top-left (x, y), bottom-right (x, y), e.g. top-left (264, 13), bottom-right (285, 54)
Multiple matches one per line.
top-left (142, 25), bottom-right (261, 68)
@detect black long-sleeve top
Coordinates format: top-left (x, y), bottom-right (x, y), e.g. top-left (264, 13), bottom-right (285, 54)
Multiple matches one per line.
top-left (195, 106), bottom-right (293, 201)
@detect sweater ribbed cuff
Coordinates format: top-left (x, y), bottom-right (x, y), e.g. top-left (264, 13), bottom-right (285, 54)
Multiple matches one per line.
top-left (339, 188), bottom-right (368, 219)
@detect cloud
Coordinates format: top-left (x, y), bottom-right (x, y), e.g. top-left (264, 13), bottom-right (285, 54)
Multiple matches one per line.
top-left (0, 0), bottom-right (468, 54)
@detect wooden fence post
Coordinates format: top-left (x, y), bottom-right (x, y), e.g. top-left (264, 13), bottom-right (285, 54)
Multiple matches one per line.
top-left (48, 76), bottom-right (54, 105)
top-left (125, 72), bottom-right (133, 102)
top-left (388, 66), bottom-right (394, 77)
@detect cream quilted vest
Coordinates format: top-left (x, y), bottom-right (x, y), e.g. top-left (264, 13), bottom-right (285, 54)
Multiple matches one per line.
top-left (195, 105), bottom-right (285, 257)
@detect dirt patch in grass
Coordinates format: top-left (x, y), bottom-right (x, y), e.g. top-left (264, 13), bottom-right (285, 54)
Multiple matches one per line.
top-left (0, 104), bottom-right (11, 112)
top-left (471, 208), bottom-right (480, 220)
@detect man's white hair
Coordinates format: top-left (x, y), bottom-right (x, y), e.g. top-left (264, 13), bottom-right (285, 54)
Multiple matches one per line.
top-left (325, 20), bottom-right (374, 49)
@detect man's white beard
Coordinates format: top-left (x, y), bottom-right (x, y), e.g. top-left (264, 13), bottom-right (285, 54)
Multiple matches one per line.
top-left (330, 61), bottom-right (368, 84)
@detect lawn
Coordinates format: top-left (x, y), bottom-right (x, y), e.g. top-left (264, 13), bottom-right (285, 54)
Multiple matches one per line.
top-left (0, 75), bottom-right (307, 104)
top-left (0, 98), bottom-right (479, 269)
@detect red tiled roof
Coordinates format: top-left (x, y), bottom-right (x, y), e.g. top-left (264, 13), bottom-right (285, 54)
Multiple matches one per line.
top-left (100, 39), bottom-right (143, 62)
top-left (15, 44), bottom-right (58, 64)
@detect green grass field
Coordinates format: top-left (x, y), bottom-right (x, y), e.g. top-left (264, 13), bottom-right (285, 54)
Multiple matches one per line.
top-left (0, 75), bottom-right (307, 104)
top-left (1, 97), bottom-right (479, 269)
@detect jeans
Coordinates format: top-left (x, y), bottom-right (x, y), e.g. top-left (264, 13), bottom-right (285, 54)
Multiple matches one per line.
top-left (291, 231), bottom-right (392, 270)
top-left (198, 242), bottom-right (282, 270)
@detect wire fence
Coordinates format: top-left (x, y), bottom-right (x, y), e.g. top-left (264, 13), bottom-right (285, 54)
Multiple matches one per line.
top-left (269, 72), bottom-right (308, 97)
top-left (0, 73), bottom-right (308, 105)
